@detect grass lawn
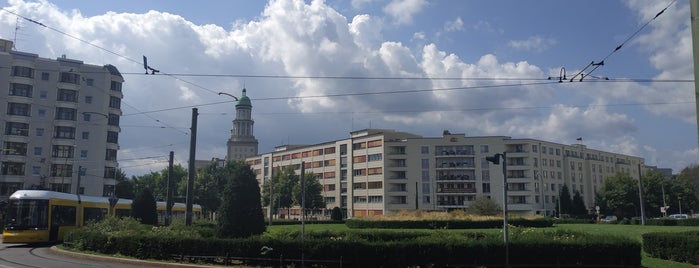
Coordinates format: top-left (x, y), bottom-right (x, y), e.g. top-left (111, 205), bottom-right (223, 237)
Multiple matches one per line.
top-left (266, 223), bottom-right (699, 267)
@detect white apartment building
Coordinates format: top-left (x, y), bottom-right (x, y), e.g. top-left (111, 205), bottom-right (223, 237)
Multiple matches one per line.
top-left (0, 39), bottom-right (123, 199)
top-left (246, 129), bottom-right (644, 217)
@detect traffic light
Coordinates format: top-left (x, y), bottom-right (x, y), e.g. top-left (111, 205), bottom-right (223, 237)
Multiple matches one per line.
top-left (486, 154), bottom-right (501, 165)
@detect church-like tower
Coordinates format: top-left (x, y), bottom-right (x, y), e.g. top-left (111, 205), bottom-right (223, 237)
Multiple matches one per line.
top-left (226, 88), bottom-right (258, 161)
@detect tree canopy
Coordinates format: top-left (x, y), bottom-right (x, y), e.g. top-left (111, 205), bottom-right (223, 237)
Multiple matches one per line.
top-left (131, 188), bottom-right (158, 225)
top-left (217, 161), bottom-right (266, 238)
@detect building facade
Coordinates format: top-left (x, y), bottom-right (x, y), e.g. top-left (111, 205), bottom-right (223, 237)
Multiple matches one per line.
top-left (226, 88), bottom-right (258, 161)
top-left (246, 129), bottom-right (644, 217)
top-left (0, 39), bottom-right (123, 199)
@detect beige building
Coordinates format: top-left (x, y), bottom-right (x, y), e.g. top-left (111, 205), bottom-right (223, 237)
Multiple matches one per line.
top-left (0, 39), bottom-right (123, 199)
top-left (246, 129), bottom-right (644, 217)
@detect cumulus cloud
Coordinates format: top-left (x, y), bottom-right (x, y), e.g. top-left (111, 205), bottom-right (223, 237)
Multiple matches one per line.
top-left (383, 0), bottom-right (427, 25)
top-left (444, 17), bottom-right (463, 32)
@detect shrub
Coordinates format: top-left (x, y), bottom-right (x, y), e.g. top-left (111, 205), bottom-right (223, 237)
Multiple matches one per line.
top-left (330, 206), bottom-right (343, 221)
top-left (643, 231), bottom-right (699, 264)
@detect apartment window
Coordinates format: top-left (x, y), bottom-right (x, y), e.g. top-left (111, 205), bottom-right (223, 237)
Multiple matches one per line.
top-left (55, 107), bottom-right (77, 120)
top-left (52, 145), bottom-right (75, 158)
top-left (480, 145), bottom-right (489, 153)
top-left (5, 122), bottom-right (29, 136)
top-left (54, 126), bottom-right (76, 139)
top-left (421, 146), bottom-right (429, 154)
top-left (105, 149), bottom-right (117, 161)
top-left (555, 149), bottom-right (561, 155)
top-left (39, 90), bottom-right (47, 99)
top-left (482, 170), bottom-right (490, 181)
top-left (80, 150), bottom-right (88, 158)
top-left (367, 167), bottom-right (382, 175)
top-left (36, 128), bottom-right (44, 137)
top-left (556, 160), bottom-right (561, 168)
top-left (482, 183), bottom-right (491, 193)
top-left (365, 195), bottom-right (381, 203)
top-left (7, 103), bottom-right (30, 116)
top-left (421, 159), bottom-right (429, 169)
top-left (551, 184), bottom-right (556, 191)
top-left (353, 155), bottom-right (366, 163)
top-left (324, 147), bottom-right (336, 154)
top-left (85, 96), bottom-right (93, 104)
top-left (109, 96), bottom-right (121, 109)
top-left (421, 170), bottom-right (429, 181)
top-left (34, 147), bottom-right (42, 156)
top-left (541, 146), bottom-right (547, 154)
top-left (85, 78), bottom-right (94, 86)
top-left (4, 142), bottom-right (27, 155)
top-left (41, 72), bottom-right (50, 80)
top-left (367, 139), bottom-right (382, 148)
top-left (108, 132), bottom-right (119, 143)
top-left (548, 148), bottom-right (553, 154)
top-left (83, 113), bottom-right (91, 121)
top-left (2, 162), bottom-right (25, 175)
top-left (32, 166), bottom-right (41, 176)
top-left (110, 81), bottom-right (122, 92)
top-left (353, 169), bottom-right (366, 176)
top-left (108, 114), bottom-right (120, 126)
top-left (352, 142), bottom-right (366, 150)
top-left (11, 66), bottom-right (34, 78)
top-left (9, 83), bottom-right (32, 97)
top-left (422, 182), bottom-right (430, 192)
top-left (368, 181), bottom-right (382, 189)
top-left (533, 158), bottom-right (538, 167)
top-left (57, 89), bottom-right (78, 102)
top-left (59, 72), bottom-right (80, 84)
top-left (368, 153), bottom-right (382, 162)
top-left (532, 145), bottom-right (538, 152)
top-left (38, 109), bottom-right (46, 118)
top-left (51, 164), bottom-right (73, 177)
top-left (82, 132), bottom-right (89, 140)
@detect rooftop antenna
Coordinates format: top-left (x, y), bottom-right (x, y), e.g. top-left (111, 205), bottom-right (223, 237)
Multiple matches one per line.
top-left (12, 17), bottom-right (20, 50)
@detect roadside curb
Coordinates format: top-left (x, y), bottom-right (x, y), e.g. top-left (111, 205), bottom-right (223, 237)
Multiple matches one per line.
top-left (49, 246), bottom-right (224, 267)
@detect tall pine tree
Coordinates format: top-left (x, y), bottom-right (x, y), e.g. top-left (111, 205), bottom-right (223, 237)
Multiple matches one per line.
top-left (218, 161), bottom-right (266, 238)
top-left (131, 188), bottom-right (158, 225)
top-left (559, 184), bottom-right (572, 215)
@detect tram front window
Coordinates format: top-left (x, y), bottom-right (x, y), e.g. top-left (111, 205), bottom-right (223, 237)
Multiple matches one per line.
top-left (3, 200), bottom-right (49, 230)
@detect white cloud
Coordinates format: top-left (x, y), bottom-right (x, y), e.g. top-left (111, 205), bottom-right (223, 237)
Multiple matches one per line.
top-left (508, 36), bottom-right (556, 52)
top-left (383, 0), bottom-right (427, 25)
top-left (444, 17), bottom-right (463, 32)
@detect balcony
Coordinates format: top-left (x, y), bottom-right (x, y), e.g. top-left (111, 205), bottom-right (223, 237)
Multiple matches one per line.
top-left (436, 188), bottom-right (476, 194)
top-left (436, 161), bottom-right (474, 169)
top-left (436, 174), bottom-right (473, 181)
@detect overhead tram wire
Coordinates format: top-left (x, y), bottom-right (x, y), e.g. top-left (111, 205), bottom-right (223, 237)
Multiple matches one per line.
top-left (568, 0), bottom-right (677, 82)
top-left (122, 78), bottom-right (693, 117)
top-left (121, 80), bottom-right (560, 116)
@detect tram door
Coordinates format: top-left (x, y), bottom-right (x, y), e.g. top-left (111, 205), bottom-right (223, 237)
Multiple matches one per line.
top-left (49, 205), bottom-right (77, 241)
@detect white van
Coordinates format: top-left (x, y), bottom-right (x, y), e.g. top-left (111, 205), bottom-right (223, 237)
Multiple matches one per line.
top-left (669, 214), bottom-right (688, 219)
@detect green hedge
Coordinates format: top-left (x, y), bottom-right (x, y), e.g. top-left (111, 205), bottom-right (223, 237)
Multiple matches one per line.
top-left (642, 231), bottom-right (699, 264)
top-left (345, 218), bottom-right (554, 229)
top-left (644, 218), bottom-right (699, 226)
top-left (64, 228), bottom-right (639, 267)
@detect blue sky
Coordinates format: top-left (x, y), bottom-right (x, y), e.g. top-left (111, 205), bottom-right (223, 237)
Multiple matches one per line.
top-left (0, 0), bottom-right (695, 176)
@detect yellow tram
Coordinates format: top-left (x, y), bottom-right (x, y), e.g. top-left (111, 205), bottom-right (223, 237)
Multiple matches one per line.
top-left (2, 190), bottom-right (201, 243)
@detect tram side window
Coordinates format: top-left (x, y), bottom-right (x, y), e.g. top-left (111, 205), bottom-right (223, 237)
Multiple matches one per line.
top-left (115, 209), bottom-right (131, 218)
top-left (51, 205), bottom-right (76, 226)
top-left (83, 207), bottom-right (107, 224)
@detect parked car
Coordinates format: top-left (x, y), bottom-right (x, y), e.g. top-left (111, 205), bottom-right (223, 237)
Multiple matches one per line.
top-left (669, 214), bottom-right (689, 219)
top-left (601, 215), bottom-right (617, 222)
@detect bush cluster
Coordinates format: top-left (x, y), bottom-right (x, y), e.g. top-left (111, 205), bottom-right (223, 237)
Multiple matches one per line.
top-left (345, 217), bottom-right (553, 229)
top-left (642, 231), bottom-right (699, 264)
top-left (64, 218), bottom-right (640, 267)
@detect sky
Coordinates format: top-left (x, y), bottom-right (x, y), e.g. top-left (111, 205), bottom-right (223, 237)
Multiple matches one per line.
top-left (0, 0), bottom-right (696, 177)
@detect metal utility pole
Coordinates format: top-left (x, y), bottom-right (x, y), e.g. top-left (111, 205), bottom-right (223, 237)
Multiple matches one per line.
top-left (486, 152), bottom-right (508, 268)
top-left (692, 0), bottom-right (699, 150)
top-left (166, 151), bottom-right (174, 226)
top-left (186, 108), bottom-right (198, 226)
top-left (637, 164), bottom-right (646, 225)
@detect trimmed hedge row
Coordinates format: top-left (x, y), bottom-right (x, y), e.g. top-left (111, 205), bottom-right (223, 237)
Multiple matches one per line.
top-left (64, 228), bottom-right (639, 267)
top-left (643, 218), bottom-right (699, 226)
top-left (345, 217), bottom-right (554, 229)
top-left (642, 231), bottom-right (699, 264)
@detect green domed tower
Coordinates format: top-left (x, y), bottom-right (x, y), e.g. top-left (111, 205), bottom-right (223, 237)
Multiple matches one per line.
top-left (227, 87), bottom-right (258, 161)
